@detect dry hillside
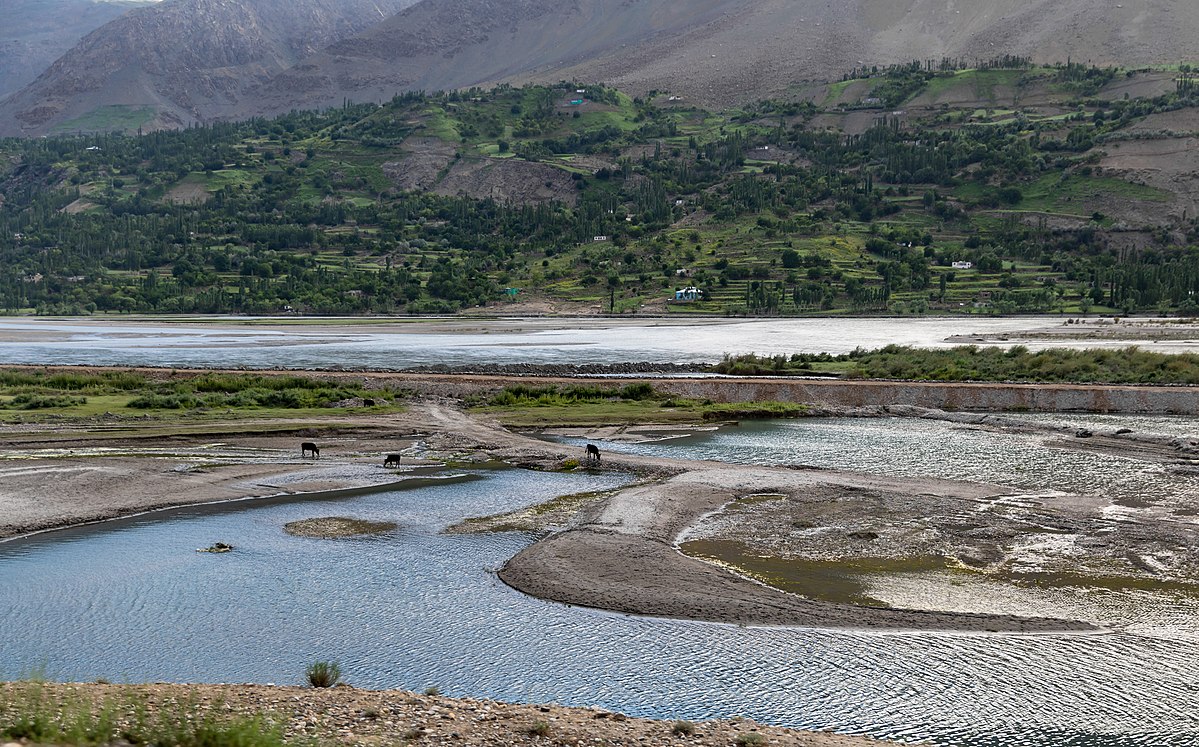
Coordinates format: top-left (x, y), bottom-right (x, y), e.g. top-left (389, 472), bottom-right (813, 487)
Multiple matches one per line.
top-left (5, 0), bottom-right (1199, 134)
top-left (0, 0), bottom-right (151, 99)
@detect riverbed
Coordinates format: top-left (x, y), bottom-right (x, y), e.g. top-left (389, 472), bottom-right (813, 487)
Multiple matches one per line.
top-left (3, 315), bottom-right (1198, 369)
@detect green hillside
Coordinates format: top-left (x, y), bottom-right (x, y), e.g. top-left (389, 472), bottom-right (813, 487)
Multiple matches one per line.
top-left (3, 61), bottom-right (1199, 316)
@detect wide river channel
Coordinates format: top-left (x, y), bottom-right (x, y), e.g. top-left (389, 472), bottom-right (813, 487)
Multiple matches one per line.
top-left (2, 315), bottom-right (1198, 368)
top-left (3, 418), bottom-right (1198, 746)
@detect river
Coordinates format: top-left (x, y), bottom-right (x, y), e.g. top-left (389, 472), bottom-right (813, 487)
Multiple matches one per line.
top-left (3, 422), bottom-right (1198, 746)
top-left (0, 315), bottom-right (1194, 369)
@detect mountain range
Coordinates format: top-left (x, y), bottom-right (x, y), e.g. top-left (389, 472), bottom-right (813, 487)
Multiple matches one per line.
top-left (4, 0), bottom-right (1199, 136)
top-left (0, 0), bottom-right (155, 99)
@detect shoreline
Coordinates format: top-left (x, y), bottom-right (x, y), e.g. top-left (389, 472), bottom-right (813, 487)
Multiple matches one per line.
top-left (0, 472), bottom-right (473, 546)
top-left (2, 392), bottom-right (1192, 634)
top-left (0, 682), bottom-right (892, 746)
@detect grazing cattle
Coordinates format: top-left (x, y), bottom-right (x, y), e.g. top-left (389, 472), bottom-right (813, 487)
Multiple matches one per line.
top-left (585, 443), bottom-right (601, 462)
top-left (383, 454), bottom-right (402, 468)
top-left (301, 442), bottom-right (320, 459)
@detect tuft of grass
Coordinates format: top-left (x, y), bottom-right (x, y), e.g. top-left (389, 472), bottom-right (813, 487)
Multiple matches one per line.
top-left (671, 719), bottom-right (696, 736)
top-left (736, 733), bottom-right (767, 747)
top-left (528, 720), bottom-right (551, 737)
top-left (0, 681), bottom-right (288, 747)
top-left (305, 661), bottom-right (342, 688)
top-left (423, 685), bottom-right (440, 697)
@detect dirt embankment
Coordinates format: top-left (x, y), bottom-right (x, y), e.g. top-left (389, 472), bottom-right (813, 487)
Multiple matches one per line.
top-left (379, 372), bottom-right (1199, 415)
top-left (0, 682), bottom-right (889, 747)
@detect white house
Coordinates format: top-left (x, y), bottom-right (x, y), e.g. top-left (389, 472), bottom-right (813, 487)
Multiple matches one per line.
top-left (951, 261), bottom-right (974, 270)
top-left (674, 287), bottom-right (703, 302)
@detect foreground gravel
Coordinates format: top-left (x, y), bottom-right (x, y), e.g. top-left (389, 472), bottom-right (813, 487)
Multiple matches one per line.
top-left (0, 682), bottom-right (889, 746)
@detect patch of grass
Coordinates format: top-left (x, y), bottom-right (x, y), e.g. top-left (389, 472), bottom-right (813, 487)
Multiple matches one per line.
top-left (0, 681), bottom-right (289, 747)
top-left (997, 569), bottom-right (1199, 595)
top-left (448, 487), bottom-right (628, 535)
top-left (528, 720), bottom-right (551, 737)
top-left (714, 346), bottom-right (1199, 385)
top-left (736, 733), bottom-right (766, 747)
top-left (205, 168), bottom-right (260, 192)
top-left (481, 400), bottom-right (704, 427)
top-left (1018, 173), bottom-right (1170, 216)
top-left (671, 720), bottom-right (696, 736)
top-left (50, 105), bottom-right (156, 134)
top-left (699, 401), bottom-right (811, 420)
top-left (680, 539), bottom-right (950, 606)
top-left (0, 393), bottom-right (87, 410)
top-left (284, 517), bottom-right (398, 538)
top-left (0, 368), bottom-right (408, 421)
top-left (305, 661), bottom-right (341, 688)
top-left (423, 685), bottom-right (440, 697)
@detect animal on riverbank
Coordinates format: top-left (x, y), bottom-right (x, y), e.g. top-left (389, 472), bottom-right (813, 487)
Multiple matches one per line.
top-left (383, 454), bottom-right (402, 468)
top-left (585, 443), bottom-right (601, 463)
top-left (301, 442), bottom-right (320, 459)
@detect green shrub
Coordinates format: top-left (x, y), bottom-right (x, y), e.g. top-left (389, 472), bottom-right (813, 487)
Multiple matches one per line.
top-left (528, 720), bottom-right (550, 736)
top-left (736, 733), bottom-right (766, 747)
top-left (618, 382), bottom-right (656, 400)
top-left (305, 661), bottom-right (341, 688)
top-left (671, 720), bottom-right (696, 736)
top-left (126, 393), bottom-right (196, 410)
top-left (0, 394), bottom-right (87, 410)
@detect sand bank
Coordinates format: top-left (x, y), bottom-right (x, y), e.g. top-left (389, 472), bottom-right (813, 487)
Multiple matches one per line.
top-left (497, 465), bottom-right (1098, 633)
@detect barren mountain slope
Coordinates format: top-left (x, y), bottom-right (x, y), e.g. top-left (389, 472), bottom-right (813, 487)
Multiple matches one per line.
top-left (0, 0), bottom-right (152, 99)
top-left (545, 0), bottom-right (1199, 106)
top-left (0, 0), bottom-right (416, 136)
top-left (6, 0), bottom-right (1199, 133)
top-left (246, 0), bottom-right (746, 114)
top-left (254, 0), bottom-right (1199, 115)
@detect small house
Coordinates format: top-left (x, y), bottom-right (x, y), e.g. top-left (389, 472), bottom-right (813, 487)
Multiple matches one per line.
top-left (674, 287), bottom-right (703, 302)
top-left (593, 235), bottom-right (608, 242)
top-left (951, 261), bottom-right (974, 270)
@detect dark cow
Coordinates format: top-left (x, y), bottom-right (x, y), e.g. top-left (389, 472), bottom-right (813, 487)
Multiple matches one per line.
top-left (585, 443), bottom-right (601, 462)
top-left (301, 442), bottom-right (320, 459)
top-left (383, 454), bottom-right (402, 468)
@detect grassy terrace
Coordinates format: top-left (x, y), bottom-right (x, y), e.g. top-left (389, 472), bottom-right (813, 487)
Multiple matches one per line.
top-left (713, 345), bottom-right (1199, 384)
top-left (470, 382), bottom-right (810, 427)
top-left (0, 369), bottom-right (408, 424)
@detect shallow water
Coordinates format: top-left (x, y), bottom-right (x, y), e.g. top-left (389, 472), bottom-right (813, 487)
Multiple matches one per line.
top-left (0, 316), bottom-right (1183, 369)
top-left (2, 461), bottom-right (1199, 745)
top-left (560, 416), bottom-right (1199, 506)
